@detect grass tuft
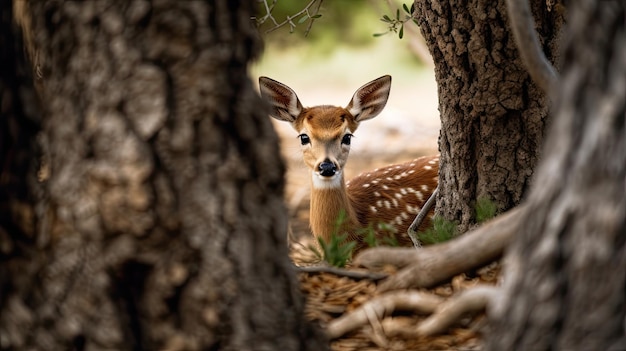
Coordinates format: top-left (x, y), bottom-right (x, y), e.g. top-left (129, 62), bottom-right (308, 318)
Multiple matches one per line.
top-left (418, 216), bottom-right (458, 245)
top-left (475, 196), bottom-right (497, 223)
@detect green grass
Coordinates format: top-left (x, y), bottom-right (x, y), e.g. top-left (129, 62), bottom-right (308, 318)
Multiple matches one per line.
top-left (358, 222), bottom-right (400, 248)
top-left (417, 216), bottom-right (458, 245)
top-left (310, 211), bottom-right (401, 267)
top-left (475, 196), bottom-right (497, 223)
top-left (309, 210), bottom-right (355, 268)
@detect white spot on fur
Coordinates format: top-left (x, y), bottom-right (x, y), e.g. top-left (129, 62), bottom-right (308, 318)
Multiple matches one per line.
top-left (369, 206), bottom-right (378, 213)
top-left (363, 183), bottom-right (370, 188)
top-left (395, 193), bottom-right (403, 199)
top-left (416, 192), bottom-right (424, 201)
top-left (406, 205), bottom-right (420, 214)
top-left (392, 198), bottom-right (399, 207)
top-left (374, 191), bottom-right (381, 197)
top-left (421, 184), bottom-right (429, 192)
top-left (382, 185), bottom-right (389, 190)
top-left (376, 200), bottom-right (383, 207)
top-left (384, 200), bottom-right (391, 209)
top-left (400, 188), bottom-right (408, 195)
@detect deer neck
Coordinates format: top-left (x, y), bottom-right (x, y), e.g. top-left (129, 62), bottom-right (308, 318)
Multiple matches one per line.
top-left (309, 173), bottom-right (359, 244)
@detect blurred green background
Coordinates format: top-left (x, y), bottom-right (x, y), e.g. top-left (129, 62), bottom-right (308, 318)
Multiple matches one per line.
top-left (252, 0), bottom-right (435, 90)
top-left (252, 0), bottom-right (440, 160)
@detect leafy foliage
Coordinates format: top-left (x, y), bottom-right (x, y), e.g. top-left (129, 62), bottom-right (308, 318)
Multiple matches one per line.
top-left (374, 2), bottom-right (418, 39)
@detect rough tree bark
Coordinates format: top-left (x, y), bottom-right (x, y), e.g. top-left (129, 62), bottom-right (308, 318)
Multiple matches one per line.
top-left (0, 1), bottom-right (326, 350)
top-left (414, 0), bottom-right (564, 231)
top-left (487, 0), bottom-right (626, 349)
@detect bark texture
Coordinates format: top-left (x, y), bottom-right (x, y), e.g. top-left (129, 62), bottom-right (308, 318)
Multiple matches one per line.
top-left (414, 0), bottom-right (564, 231)
top-left (1, 1), bottom-right (326, 350)
top-left (487, 1), bottom-right (626, 349)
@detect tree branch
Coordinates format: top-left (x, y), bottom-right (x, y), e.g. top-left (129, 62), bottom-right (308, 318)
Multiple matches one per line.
top-left (505, 0), bottom-right (559, 93)
top-left (259, 0), bottom-right (324, 35)
top-left (354, 206), bottom-right (525, 290)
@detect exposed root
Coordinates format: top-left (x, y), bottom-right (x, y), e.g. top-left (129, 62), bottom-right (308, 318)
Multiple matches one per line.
top-left (417, 285), bottom-right (499, 336)
top-left (326, 290), bottom-right (443, 339)
top-left (354, 206), bottom-right (524, 290)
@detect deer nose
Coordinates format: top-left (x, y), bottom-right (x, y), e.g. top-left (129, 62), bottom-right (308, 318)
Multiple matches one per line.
top-left (318, 160), bottom-right (337, 177)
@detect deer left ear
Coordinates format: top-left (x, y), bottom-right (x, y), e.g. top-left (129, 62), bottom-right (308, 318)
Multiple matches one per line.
top-left (259, 76), bottom-right (303, 123)
top-left (346, 75), bottom-right (391, 122)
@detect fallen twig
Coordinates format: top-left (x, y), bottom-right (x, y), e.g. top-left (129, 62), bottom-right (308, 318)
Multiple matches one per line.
top-left (295, 264), bottom-right (388, 281)
top-left (407, 185), bottom-right (438, 247)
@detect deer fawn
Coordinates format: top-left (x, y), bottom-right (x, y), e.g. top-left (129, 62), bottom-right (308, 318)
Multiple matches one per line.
top-left (259, 75), bottom-right (439, 250)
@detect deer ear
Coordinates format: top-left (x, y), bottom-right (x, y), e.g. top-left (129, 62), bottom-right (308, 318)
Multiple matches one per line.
top-left (346, 75), bottom-right (391, 122)
top-left (259, 77), bottom-right (303, 123)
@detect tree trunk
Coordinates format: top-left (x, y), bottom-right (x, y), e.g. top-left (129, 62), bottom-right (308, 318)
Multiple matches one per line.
top-left (487, 0), bottom-right (626, 349)
top-left (414, 0), bottom-right (564, 231)
top-left (0, 1), bottom-right (327, 350)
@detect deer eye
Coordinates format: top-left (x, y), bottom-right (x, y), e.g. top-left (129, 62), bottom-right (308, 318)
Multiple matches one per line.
top-left (341, 134), bottom-right (353, 145)
top-left (298, 134), bottom-right (311, 145)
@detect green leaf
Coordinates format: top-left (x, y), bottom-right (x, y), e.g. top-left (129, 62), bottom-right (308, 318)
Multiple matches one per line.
top-left (399, 25), bottom-right (404, 39)
top-left (373, 32), bottom-right (388, 37)
top-left (298, 16), bottom-right (308, 24)
top-left (311, 14), bottom-right (322, 19)
top-left (403, 3), bottom-right (410, 13)
top-left (410, 3), bottom-right (416, 14)
top-left (396, 9), bottom-right (400, 20)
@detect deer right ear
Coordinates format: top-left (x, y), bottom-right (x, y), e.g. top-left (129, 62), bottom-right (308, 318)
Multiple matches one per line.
top-left (347, 75), bottom-right (391, 122)
top-left (259, 77), bottom-right (303, 123)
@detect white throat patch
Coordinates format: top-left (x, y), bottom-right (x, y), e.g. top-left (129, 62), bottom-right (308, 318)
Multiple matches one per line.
top-left (311, 171), bottom-right (343, 189)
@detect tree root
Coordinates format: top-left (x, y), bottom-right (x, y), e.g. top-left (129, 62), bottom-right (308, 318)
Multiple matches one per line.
top-left (325, 285), bottom-right (499, 340)
top-left (416, 285), bottom-right (499, 336)
top-left (325, 290), bottom-right (443, 339)
top-left (354, 206), bottom-right (524, 290)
